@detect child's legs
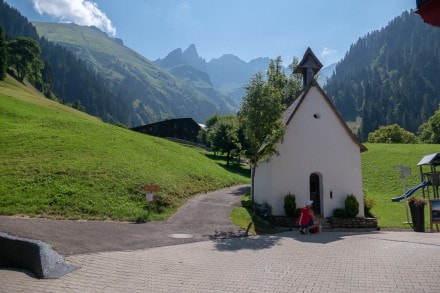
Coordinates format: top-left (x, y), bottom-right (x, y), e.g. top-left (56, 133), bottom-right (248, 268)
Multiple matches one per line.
top-left (302, 220), bottom-right (314, 228)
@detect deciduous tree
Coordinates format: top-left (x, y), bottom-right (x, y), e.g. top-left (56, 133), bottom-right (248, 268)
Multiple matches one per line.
top-left (419, 107), bottom-right (440, 143)
top-left (239, 71), bottom-right (285, 202)
top-left (7, 36), bottom-right (42, 82)
top-left (367, 124), bottom-right (417, 143)
top-left (208, 115), bottom-right (240, 166)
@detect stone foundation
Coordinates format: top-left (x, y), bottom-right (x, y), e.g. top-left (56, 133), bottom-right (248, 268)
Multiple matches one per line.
top-left (267, 216), bottom-right (378, 230)
top-left (329, 217), bottom-right (378, 229)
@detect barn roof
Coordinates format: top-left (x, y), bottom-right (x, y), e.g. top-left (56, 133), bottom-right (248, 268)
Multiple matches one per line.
top-left (283, 79), bottom-right (367, 153)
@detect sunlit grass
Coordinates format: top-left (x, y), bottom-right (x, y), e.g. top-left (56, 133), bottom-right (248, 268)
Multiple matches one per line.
top-left (230, 190), bottom-right (277, 235)
top-left (0, 76), bottom-right (249, 222)
top-left (2, 76), bottom-right (438, 230)
top-left (362, 143), bottom-right (439, 229)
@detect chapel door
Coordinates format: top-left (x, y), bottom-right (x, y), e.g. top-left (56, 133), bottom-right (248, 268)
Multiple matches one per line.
top-left (309, 173), bottom-right (321, 215)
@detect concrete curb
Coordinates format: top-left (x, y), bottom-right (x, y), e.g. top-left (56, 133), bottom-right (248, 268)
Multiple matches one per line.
top-left (0, 232), bottom-right (79, 279)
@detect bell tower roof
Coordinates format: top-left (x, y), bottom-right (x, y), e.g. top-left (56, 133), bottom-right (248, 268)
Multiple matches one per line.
top-left (294, 47), bottom-right (323, 87)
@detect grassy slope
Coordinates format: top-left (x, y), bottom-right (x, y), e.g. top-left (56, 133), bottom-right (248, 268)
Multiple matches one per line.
top-left (1, 76), bottom-right (437, 228)
top-left (0, 76), bottom-right (249, 221)
top-left (33, 22), bottom-right (161, 82)
top-left (362, 143), bottom-right (439, 229)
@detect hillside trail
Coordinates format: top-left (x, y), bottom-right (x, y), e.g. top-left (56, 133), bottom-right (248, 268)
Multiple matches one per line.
top-left (0, 185), bottom-right (250, 256)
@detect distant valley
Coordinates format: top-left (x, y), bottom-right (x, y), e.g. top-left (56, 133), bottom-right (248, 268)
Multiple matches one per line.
top-left (33, 23), bottom-right (241, 127)
top-left (33, 22), bottom-right (334, 127)
top-left (0, 0), bottom-right (338, 131)
top-left (155, 44), bottom-right (272, 103)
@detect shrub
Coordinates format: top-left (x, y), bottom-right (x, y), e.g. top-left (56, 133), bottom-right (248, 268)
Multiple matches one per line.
top-left (255, 202), bottom-right (271, 218)
top-left (333, 208), bottom-right (347, 218)
top-left (363, 196), bottom-right (376, 218)
top-left (333, 194), bottom-right (360, 218)
top-left (419, 107), bottom-right (440, 143)
top-left (367, 124), bottom-right (417, 143)
top-left (345, 194), bottom-right (359, 218)
top-left (284, 192), bottom-right (296, 217)
top-left (294, 208), bottom-right (301, 218)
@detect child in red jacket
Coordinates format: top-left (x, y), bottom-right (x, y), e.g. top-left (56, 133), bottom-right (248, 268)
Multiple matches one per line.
top-left (297, 200), bottom-right (320, 234)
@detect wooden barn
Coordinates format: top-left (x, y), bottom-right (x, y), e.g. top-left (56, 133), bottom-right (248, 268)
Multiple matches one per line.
top-left (131, 118), bottom-right (202, 143)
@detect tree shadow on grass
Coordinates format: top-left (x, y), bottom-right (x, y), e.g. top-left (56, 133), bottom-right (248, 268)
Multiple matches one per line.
top-left (216, 162), bottom-right (251, 178)
top-left (204, 153), bottom-right (251, 178)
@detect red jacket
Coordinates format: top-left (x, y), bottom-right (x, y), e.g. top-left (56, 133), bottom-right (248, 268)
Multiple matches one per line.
top-left (298, 207), bottom-right (312, 226)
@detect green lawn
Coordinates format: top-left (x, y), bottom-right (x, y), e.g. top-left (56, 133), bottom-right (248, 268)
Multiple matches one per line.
top-left (0, 76), bottom-right (250, 222)
top-left (362, 143), bottom-right (438, 229)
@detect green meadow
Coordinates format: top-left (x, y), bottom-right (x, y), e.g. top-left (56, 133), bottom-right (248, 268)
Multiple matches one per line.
top-left (1, 76), bottom-right (438, 230)
top-left (361, 143), bottom-right (438, 229)
top-left (0, 76), bottom-right (249, 222)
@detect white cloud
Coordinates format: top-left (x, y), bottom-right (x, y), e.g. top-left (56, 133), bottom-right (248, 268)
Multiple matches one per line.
top-left (32, 0), bottom-right (116, 36)
top-left (320, 47), bottom-right (337, 58)
top-left (171, 2), bottom-right (197, 28)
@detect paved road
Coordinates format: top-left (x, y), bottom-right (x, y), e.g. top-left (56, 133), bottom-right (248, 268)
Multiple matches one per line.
top-left (2, 185), bottom-right (440, 292)
top-left (1, 231), bottom-right (440, 292)
top-left (0, 185), bottom-right (249, 256)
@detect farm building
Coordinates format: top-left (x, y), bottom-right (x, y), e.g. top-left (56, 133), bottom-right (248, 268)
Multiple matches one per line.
top-left (131, 118), bottom-right (202, 143)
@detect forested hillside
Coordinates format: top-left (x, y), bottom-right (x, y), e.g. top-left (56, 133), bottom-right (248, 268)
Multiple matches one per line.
top-left (0, 0), bottom-right (238, 127)
top-left (0, 0), bottom-right (128, 124)
top-left (324, 10), bottom-right (440, 141)
top-left (34, 22), bottom-right (239, 126)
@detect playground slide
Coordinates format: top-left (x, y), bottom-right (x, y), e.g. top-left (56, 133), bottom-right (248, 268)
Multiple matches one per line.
top-left (391, 181), bottom-right (429, 202)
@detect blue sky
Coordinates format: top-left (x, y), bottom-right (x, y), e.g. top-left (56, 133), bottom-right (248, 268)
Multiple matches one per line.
top-left (5, 0), bottom-right (415, 66)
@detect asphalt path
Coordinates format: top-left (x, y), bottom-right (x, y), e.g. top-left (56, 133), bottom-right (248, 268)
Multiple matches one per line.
top-left (0, 185), bottom-right (250, 256)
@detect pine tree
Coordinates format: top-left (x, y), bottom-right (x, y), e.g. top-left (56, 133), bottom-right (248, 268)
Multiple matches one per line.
top-left (0, 26), bottom-right (6, 80)
top-left (324, 10), bottom-right (440, 140)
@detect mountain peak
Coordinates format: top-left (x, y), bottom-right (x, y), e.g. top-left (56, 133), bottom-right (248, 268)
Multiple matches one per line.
top-left (183, 44), bottom-right (198, 57)
top-left (214, 54), bottom-right (244, 63)
top-left (155, 48), bottom-right (185, 69)
top-left (166, 48), bottom-right (184, 59)
top-left (182, 44), bottom-right (206, 71)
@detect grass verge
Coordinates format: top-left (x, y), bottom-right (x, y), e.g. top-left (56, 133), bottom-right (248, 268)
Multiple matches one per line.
top-left (230, 190), bottom-right (278, 235)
